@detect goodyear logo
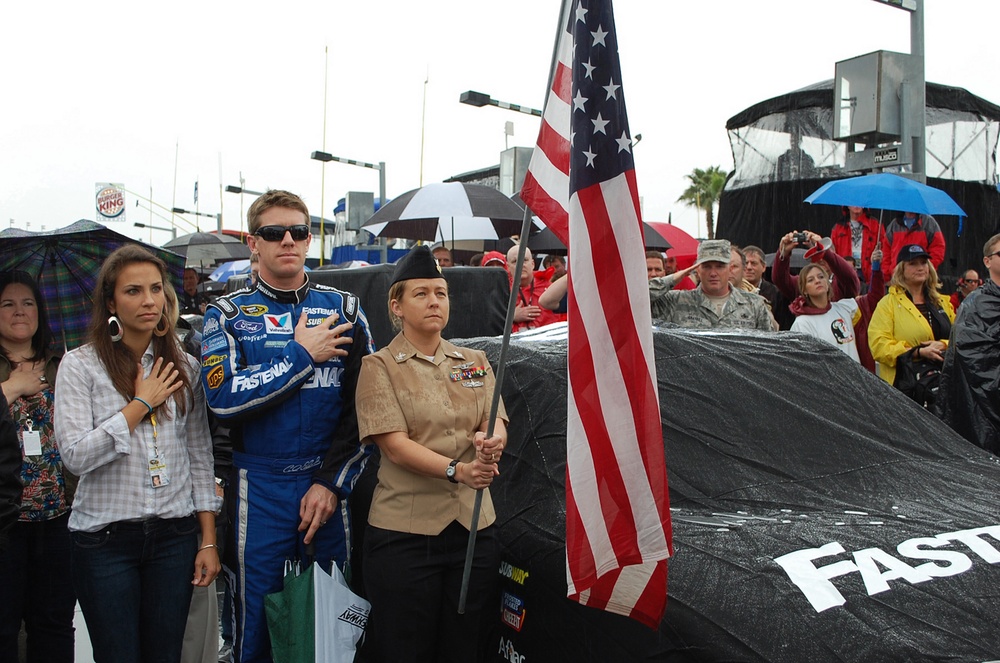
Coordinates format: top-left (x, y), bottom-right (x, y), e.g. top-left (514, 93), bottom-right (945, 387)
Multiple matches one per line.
top-left (240, 304), bottom-right (268, 316)
top-left (202, 354), bottom-right (226, 367)
top-left (206, 365), bottom-right (224, 390)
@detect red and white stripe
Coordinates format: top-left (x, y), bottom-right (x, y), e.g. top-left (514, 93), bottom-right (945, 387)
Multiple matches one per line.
top-left (521, 0), bottom-right (673, 629)
top-left (520, 18), bottom-right (573, 245)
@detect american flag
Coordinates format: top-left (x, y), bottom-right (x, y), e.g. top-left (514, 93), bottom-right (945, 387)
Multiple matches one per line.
top-left (520, 0), bottom-right (673, 628)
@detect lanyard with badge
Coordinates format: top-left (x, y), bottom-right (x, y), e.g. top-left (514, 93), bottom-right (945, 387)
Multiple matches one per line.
top-left (147, 413), bottom-right (170, 488)
top-left (19, 413), bottom-right (42, 456)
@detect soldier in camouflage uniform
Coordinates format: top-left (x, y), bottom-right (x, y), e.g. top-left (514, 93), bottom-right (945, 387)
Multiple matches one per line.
top-left (648, 239), bottom-right (774, 331)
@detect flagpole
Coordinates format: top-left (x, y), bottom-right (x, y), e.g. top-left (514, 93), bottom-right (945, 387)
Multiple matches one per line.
top-left (457, 203), bottom-right (534, 614)
top-left (458, 0), bottom-right (573, 613)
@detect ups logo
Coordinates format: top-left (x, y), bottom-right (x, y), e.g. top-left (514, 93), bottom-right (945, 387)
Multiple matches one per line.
top-left (207, 365), bottom-right (225, 390)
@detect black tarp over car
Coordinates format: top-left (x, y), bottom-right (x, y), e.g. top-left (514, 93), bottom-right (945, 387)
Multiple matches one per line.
top-left (466, 325), bottom-right (1000, 662)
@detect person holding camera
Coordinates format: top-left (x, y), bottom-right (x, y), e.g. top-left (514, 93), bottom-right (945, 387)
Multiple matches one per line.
top-left (773, 231), bottom-right (883, 371)
top-left (775, 232), bottom-right (885, 364)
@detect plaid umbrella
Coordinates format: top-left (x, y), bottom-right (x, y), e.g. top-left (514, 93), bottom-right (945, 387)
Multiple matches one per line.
top-left (0, 219), bottom-right (185, 351)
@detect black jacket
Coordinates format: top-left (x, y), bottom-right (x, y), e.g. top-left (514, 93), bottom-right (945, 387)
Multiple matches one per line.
top-left (0, 393), bottom-right (22, 549)
top-left (940, 279), bottom-right (1000, 455)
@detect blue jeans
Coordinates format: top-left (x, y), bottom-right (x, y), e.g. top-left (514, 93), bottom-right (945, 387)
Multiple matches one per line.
top-left (0, 512), bottom-right (76, 663)
top-left (71, 516), bottom-right (198, 663)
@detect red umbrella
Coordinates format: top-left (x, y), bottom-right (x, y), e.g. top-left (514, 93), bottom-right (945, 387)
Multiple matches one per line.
top-left (644, 222), bottom-right (700, 270)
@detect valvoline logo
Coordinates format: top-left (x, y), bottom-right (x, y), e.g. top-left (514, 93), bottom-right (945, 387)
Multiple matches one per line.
top-left (264, 312), bottom-right (292, 335)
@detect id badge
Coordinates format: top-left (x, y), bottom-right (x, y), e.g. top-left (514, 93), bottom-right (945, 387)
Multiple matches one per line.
top-left (148, 455), bottom-right (170, 488)
top-left (21, 428), bottom-right (42, 456)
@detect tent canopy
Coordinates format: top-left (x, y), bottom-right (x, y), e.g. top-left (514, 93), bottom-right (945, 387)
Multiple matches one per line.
top-left (724, 80), bottom-right (1000, 191)
top-left (717, 80), bottom-right (1000, 280)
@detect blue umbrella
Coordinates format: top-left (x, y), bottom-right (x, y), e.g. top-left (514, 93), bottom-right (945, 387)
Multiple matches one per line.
top-left (805, 173), bottom-right (966, 217)
top-left (209, 259), bottom-right (251, 283)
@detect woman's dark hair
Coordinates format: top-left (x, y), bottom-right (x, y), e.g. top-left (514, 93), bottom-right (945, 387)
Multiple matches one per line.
top-left (0, 270), bottom-right (54, 362)
top-left (86, 245), bottom-right (191, 415)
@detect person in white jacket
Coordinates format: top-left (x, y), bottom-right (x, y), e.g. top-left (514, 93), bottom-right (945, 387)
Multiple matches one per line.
top-left (788, 241), bottom-right (884, 363)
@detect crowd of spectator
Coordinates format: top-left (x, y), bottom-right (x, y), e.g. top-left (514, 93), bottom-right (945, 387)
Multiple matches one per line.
top-left (1, 193), bottom-right (997, 663)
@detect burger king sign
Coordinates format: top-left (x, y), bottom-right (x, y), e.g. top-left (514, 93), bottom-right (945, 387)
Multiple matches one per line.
top-left (95, 183), bottom-right (125, 221)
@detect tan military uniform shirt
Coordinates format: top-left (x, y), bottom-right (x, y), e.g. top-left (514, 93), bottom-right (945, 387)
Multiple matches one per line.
top-left (356, 333), bottom-right (507, 536)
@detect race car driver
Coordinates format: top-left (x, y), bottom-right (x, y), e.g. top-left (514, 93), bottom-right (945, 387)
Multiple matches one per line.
top-left (201, 189), bottom-right (374, 662)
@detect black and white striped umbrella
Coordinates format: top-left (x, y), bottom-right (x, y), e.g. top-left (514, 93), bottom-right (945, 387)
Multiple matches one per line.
top-left (362, 182), bottom-right (526, 243)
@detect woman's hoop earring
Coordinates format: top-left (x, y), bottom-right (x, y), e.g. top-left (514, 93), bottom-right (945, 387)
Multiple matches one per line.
top-left (152, 312), bottom-right (170, 337)
top-left (107, 315), bottom-right (124, 342)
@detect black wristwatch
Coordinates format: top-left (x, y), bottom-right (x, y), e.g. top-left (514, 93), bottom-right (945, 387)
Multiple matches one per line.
top-left (446, 459), bottom-right (460, 483)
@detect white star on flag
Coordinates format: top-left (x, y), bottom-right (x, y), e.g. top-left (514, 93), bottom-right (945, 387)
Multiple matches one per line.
top-left (591, 113), bottom-right (609, 135)
top-left (603, 78), bottom-right (620, 100)
top-left (615, 131), bottom-right (632, 153)
top-left (591, 24), bottom-right (607, 46)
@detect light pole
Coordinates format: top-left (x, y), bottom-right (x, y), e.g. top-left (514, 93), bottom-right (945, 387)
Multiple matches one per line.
top-left (224, 185), bottom-right (265, 196)
top-left (172, 207), bottom-right (221, 233)
top-left (121, 187), bottom-right (198, 235)
top-left (871, 0), bottom-right (925, 181)
top-left (225, 184), bottom-right (266, 242)
top-left (310, 151), bottom-right (387, 264)
top-left (459, 90), bottom-right (542, 117)
top-left (460, 90), bottom-right (640, 149)
top-left (134, 221), bottom-right (177, 241)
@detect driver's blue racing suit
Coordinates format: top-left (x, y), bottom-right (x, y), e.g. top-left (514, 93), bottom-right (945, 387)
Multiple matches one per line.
top-left (201, 276), bottom-right (374, 663)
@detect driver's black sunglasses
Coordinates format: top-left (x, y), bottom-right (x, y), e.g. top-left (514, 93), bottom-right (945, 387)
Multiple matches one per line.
top-left (255, 224), bottom-right (310, 242)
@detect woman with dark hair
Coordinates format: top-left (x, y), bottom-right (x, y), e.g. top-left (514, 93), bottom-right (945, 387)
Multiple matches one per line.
top-left (869, 244), bottom-right (955, 386)
top-left (54, 245), bottom-right (220, 663)
top-left (0, 270), bottom-right (77, 662)
top-left (355, 246), bottom-right (506, 663)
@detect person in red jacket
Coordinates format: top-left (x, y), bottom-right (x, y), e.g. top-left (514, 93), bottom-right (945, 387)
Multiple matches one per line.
top-left (830, 206), bottom-right (892, 288)
top-left (505, 245), bottom-right (564, 331)
top-left (885, 212), bottom-right (946, 274)
top-left (950, 269), bottom-right (981, 311)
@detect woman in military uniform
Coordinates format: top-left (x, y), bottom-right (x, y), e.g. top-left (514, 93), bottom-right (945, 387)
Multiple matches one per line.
top-left (355, 245), bottom-right (507, 663)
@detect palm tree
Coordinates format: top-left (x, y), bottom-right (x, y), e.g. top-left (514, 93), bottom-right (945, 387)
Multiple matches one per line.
top-left (677, 166), bottom-right (728, 239)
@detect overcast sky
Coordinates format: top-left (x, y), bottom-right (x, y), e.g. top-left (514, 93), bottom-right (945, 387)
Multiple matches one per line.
top-left (2, 0), bottom-right (996, 244)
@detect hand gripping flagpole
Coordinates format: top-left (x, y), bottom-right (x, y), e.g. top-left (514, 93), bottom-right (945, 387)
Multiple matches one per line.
top-left (458, 204), bottom-right (535, 614)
